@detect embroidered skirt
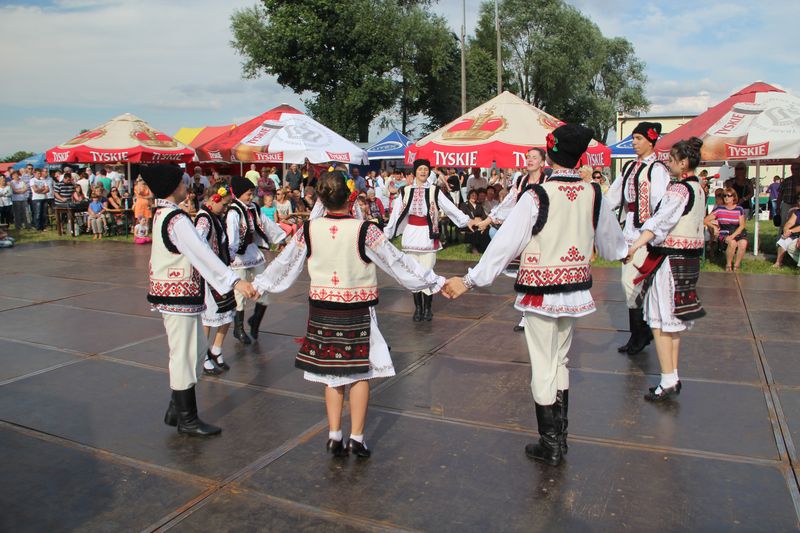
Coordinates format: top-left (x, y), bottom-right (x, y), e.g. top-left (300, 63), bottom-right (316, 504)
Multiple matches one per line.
top-left (296, 304), bottom-right (371, 375)
top-left (640, 254), bottom-right (705, 332)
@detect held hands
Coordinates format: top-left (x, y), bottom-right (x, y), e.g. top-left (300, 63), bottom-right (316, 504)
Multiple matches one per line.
top-left (441, 277), bottom-right (468, 299)
top-left (623, 246), bottom-right (638, 265)
top-left (234, 279), bottom-right (258, 299)
top-left (466, 218), bottom-right (481, 232)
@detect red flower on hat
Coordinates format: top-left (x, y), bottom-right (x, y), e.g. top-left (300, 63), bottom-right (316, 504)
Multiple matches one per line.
top-left (546, 132), bottom-right (558, 152)
top-left (211, 193), bottom-right (222, 203)
top-left (647, 128), bottom-right (658, 141)
top-left (348, 190), bottom-right (359, 203)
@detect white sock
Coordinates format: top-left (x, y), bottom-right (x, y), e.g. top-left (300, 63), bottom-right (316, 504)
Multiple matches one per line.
top-left (518, 317), bottom-right (525, 328)
top-left (210, 345), bottom-right (222, 356)
top-left (660, 372), bottom-right (678, 390)
top-left (329, 430), bottom-right (342, 441)
top-left (350, 434), bottom-right (366, 446)
top-left (672, 369), bottom-right (679, 382)
top-left (203, 357), bottom-right (216, 370)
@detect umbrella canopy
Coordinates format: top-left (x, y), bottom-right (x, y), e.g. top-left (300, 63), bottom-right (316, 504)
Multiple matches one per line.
top-left (366, 130), bottom-right (413, 160)
top-left (195, 104), bottom-right (368, 165)
top-left (405, 91), bottom-right (610, 168)
top-left (46, 113), bottom-right (194, 164)
top-left (656, 82), bottom-right (800, 163)
top-left (608, 134), bottom-right (663, 159)
top-left (12, 152), bottom-right (47, 170)
top-left (174, 125), bottom-right (235, 149)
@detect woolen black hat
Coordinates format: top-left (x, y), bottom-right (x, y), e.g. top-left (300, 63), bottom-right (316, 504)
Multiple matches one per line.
top-left (140, 164), bottom-right (183, 199)
top-left (413, 158), bottom-right (431, 173)
top-left (231, 175), bottom-right (255, 197)
top-left (546, 124), bottom-right (594, 169)
top-left (632, 122), bottom-right (662, 146)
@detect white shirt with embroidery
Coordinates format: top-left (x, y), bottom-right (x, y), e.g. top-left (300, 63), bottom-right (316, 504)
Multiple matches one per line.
top-left (226, 203), bottom-right (286, 269)
top-left (640, 181), bottom-right (691, 245)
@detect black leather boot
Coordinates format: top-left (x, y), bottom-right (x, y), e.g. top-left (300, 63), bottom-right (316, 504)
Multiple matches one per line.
top-left (174, 386), bottom-right (221, 436)
top-left (164, 391), bottom-right (177, 427)
top-left (412, 292), bottom-right (423, 322)
top-left (617, 308), bottom-right (638, 353)
top-left (626, 308), bottom-right (651, 355)
top-left (422, 293), bottom-right (433, 321)
top-left (525, 403), bottom-right (563, 466)
top-left (247, 303), bottom-right (267, 339)
top-left (556, 390), bottom-right (568, 455)
top-left (233, 310), bottom-right (251, 345)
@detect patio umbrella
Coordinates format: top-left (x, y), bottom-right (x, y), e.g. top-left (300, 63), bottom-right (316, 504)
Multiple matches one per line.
top-left (195, 104), bottom-right (368, 165)
top-left (366, 130), bottom-right (413, 160)
top-left (174, 124), bottom-right (235, 149)
top-left (12, 152), bottom-right (47, 170)
top-left (608, 134), bottom-right (662, 159)
top-left (404, 91), bottom-right (611, 168)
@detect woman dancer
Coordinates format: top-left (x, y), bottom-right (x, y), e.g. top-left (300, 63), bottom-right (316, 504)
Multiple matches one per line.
top-left (383, 159), bottom-right (475, 321)
top-left (625, 138), bottom-right (707, 401)
top-left (252, 171), bottom-right (445, 458)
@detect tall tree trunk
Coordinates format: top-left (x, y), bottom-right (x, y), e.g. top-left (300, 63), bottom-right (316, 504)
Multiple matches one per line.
top-left (357, 114), bottom-right (370, 143)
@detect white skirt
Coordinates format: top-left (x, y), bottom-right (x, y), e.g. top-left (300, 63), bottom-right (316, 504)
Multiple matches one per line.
top-left (201, 285), bottom-right (235, 328)
top-left (643, 257), bottom-right (694, 333)
top-left (777, 236), bottom-right (800, 262)
top-left (304, 307), bottom-right (396, 387)
top-left (401, 223), bottom-right (441, 252)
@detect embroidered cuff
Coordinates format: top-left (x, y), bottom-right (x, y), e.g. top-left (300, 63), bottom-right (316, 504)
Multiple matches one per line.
top-left (431, 275), bottom-right (446, 293)
top-left (462, 274), bottom-right (475, 290)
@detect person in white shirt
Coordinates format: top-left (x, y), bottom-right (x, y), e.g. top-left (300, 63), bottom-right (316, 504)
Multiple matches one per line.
top-left (29, 169), bottom-right (49, 231)
top-left (466, 169), bottom-right (489, 192)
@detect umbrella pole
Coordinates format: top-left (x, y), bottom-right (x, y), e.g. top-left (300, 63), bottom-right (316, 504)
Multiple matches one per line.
top-left (127, 162), bottom-right (131, 194)
top-left (239, 161), bottom-right (243, 176)
top-left (754, 161), bottom-right (760, 256)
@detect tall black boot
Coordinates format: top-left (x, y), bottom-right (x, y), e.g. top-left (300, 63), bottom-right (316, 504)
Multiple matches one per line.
top-left (233, 310), bottom-right (251, 345)
top-left (164, 390), bottom-right (177, 427)
top-left (412, 292), bottom-right (423, 322)
top-left (626, 308), bottom-right (651, 355)
top-left (617, 308), bottom-right (638, 353)
top-left (422, 293), bottom-right (433, 321)
top-left (525, 403), bottom-right (563, 466)
top-left (247, 303), bottom-right (267, 340)
top-left (556, 390), bottom-right (568, 455)
top-left (174, 386), bottom-right (221, 437)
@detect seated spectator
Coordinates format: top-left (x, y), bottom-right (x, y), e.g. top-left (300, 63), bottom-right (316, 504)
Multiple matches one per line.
top-left (0, 227), bottom-right (13, 248)
top-left (774, 201), bottom-right (800, 268)
top-left (274, 188), bottom-right (296, 236)
top-left (291, 189), bottom-right (305, 212)
top-left (483, 185), bottom-right (499, 213)
top-left (260, 193), bottom-right (277, 222)
top-left (179, 190), bottom-right (198, 217)
top-left (302, 186), bottom-right (316, 211)
top-left (579, 165), bottom-right (593, 182)
top-left (365, 188), bottom-right (386, 226)
top-left (87, 193), bottom-right (107, 239)
top-left (133, 216), bottom-right (152, 245)
top-left (705, 187), bottom-right (748, 271)
top-left (460, 189), bottom-right (490, 254)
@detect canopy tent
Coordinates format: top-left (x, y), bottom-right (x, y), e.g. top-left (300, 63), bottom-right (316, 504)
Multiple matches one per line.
top-left (46, 113), bottom-right (194, 165)
top-left (366, 130), bottom-right (413, 160)
top-left (404, 91), bottom-right (611, 168)
top-left (174, 124), bottom-right (235, 149)
top-left (12, 152), bottom-right (48, 170)
top-left (194, 104), bottom-right (368, 165)
top-left (609, 134), bottom-right (663, 159)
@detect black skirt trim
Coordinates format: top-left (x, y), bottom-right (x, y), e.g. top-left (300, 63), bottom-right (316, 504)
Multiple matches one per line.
top-left (647, 245), bottom-right (703, 257)
top-left (514, 278), bottom-right (593, 295)
top-left (294, 359), bottom-right (370, 376)
top-left (308, 297), bottom-right (379, 310)
top-left (530, 185), bottom-right (549, 236)
top-left (678, 308), bottom-right (707, 321)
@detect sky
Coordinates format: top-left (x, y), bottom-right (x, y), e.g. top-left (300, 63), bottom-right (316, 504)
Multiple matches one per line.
top-left (0, 0), bottom-right (798, 157)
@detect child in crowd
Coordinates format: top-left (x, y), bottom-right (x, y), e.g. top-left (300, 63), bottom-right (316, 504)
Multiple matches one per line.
top-left (87, 194), bottom-right (107, 239)
top-left (134, 216), bottom-right (152, 244)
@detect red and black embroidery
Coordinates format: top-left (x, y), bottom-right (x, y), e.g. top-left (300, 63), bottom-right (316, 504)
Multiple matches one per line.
top-left (295, 306), bottom-right (371, 376)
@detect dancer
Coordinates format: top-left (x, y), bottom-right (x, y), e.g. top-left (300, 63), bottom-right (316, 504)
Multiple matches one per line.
top-left (384, 159), bottom-right (476, 321)
top-left (605, 122), bottom-right (670, 355)
top-left (252, 171), bottom-right (445, 458)
top-left (194, 184), bottom-right (236, 375)
top-left (624, 138), bottom-right (707, 401)
top-left (226, 176), bottom-right (286, 345)
top-left (442, 125), bottom-right (627, 467)
top-left (143, 165), bottom-right (257, 436)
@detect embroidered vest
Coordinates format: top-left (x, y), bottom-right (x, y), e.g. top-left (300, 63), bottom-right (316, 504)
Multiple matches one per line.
top-left (147, 206), bottom-right (204, 306)
top-left (620, 158), bottom-right (668, 228)
top-left (514, 177), bottom-right (601, 295)
top-left (391, 186), bottom-right (440, 240)
top-left (648, 178), bottom-right (706, 257)
top-left (305, 215), bottom-right (379, 308)
top-left (229, 199), bottom-right (269, 255)
top-left (195, 206), bottom-right (231, 266)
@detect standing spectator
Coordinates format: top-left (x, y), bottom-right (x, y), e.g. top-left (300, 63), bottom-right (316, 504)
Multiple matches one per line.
top-left (284, 163), bottom-right (303, 191)
top-left (133, 176), bottom-right (153, 224)
top-left (460, 189), bottom-right (490, 253)
top-left (44, 170), bottom-right (55, 224)
top-left (191, 174), bottom-right (206, 203)
top-left (351, 167), bottom-right (367, 193)
top-left (446, 168), bottom-right (462, 207)
top-left (29, 169), bottom-right (49, 231)
top-left (256, 168), bottom-right (275, 205)
top-left (85, 166), bottom-right (96, 188)
top-left (87, 193), bottom-right (107, 239)
top-left (0, 175), bottom-right (13, 225)
top-left (10, 171), bottom-right (31, 229)
top-left (96, 169), bottom-right (112, 195)
top-left (76, 172), bottom-right (90, 198)
top-left (267, 166), bottom-right (281, 190)
top-left (245, 164), bottom-right (260, 187)
top-left (107, 165), bottom-right (122, 189)
top-left (706, 188), bottom-right (748, 272)
top-left (578, 165), bottom-right (593, 182)
top-left (724, 162), bottom-right (754, 217)
top-left (777, 159), bottom-right (800, 225)
top-left (466, 168), bottom-right (488, 192)
top-left (190, 166), bottom-right (210, 188)
top-left (767, 176), bottom-right (782, 221)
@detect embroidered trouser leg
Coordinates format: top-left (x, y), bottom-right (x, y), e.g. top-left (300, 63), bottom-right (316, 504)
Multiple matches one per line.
top-left (406, 251), bottom-right (436, 295)
top-left (163, 313), bottom-right (205, 390)
top-left (621, 246), bottom-right (648, 309)
top-left (524, 313), bottom-right (574, 405)
top-left (233, 264), bottom-right (270, 311)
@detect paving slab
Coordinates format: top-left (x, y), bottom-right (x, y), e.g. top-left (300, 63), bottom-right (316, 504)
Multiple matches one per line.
top-left (0, 340), bottom-right (81, 382)
top-left (0, 273), bottom-right (113, 301)
top-left (749, 309), bottom-right (799, 341)
top-left (55, 285), bottom-right (158, 318)
top-left (761, 340), bottom-right (800, 388)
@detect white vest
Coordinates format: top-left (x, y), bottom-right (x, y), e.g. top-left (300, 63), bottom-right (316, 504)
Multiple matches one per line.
top-left (650, 178), bottom-right (706, 256)
top-left (306, 215), bottom-right (378, 308)
top-left (147, 204), bottom-right (204, 309)
top-left (515, 176), bottom-right (601, 294)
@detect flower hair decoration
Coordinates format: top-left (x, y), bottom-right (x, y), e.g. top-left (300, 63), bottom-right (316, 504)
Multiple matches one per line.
top-left (546, 132), bottom-right (558, 152)
top-left (211, 185), bottom-right (231, 203)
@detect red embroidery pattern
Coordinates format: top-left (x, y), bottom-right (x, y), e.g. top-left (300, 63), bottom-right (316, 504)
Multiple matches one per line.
top-left (364, 224), bottom-right (385, 248)
top-left (149, 268), bottom-right (202, 298)
top-left (329, 224), bottom-right (339, 239)
top-left (516, 265), bottom-right (591, 287)
top-left (558, 185), bottom-right (583, 202)
top-left (309, 286), bottom-right (379, 303)
top-left (331, 271), bottom-right (340, 286)
top-left (662, 236), bottom-right (704, 249)
top-left (639, 177), bottom-right (651, 222)
top-left (559, 246), bottom-right (586, 263)
top-left (667, 183), bottom-right (690, 199)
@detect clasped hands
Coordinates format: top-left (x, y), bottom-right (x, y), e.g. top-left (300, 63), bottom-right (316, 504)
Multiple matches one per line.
top-left (440, 276), bottom-right (469, 299)
top-left (233, 279), bottom-right (259, 299)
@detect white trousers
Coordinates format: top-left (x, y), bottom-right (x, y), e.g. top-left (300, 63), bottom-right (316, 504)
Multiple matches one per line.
top-left (621, 246), bottom-right (648, 309)
top-left (163, 313), bottom-right (206, 390)
top-left (233, 263), bottom-right (270, 311)
top-left (524, 313), bottom-right (574, 405)
top-left (407, 251), bottom-right (436, 295)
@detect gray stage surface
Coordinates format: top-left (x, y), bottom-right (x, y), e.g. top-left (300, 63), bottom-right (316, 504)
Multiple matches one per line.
top-left (0, 241), bottom-right (798, 531)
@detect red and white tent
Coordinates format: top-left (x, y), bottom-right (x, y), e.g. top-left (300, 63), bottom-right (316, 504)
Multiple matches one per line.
top-left (405, 91), bottom-right (611, 168)
top-left (194, 104), bottom-right (368, 165)
top-left (46, 113), bottom-right (194, 164)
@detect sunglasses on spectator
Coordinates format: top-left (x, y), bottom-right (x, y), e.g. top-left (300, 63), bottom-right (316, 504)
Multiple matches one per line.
top-left (724, 194), bottom-right (734, 197)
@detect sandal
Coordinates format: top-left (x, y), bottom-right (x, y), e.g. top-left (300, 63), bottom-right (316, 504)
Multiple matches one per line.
top-left (725, 265), bottom-right (732, 272)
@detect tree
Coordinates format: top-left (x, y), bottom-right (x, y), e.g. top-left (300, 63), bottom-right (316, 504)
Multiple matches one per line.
top-left (1, 150), bottom-right (35, 163)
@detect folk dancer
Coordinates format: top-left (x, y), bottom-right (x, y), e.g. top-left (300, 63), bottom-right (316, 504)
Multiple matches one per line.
top-left (226, 176), bottom-right (286, 344)
top-left (605, 122), bottom-right (670, 355)
top-left (384, 159), bottom-right (477, 321)
top-left (252, 171), bottom-right (445, 457)
top-left (144, 165), bottom-right (257, 437)
top-left (442, 125), bottom-right (627, 466)
top-left (625, 138), bottom-right (707, 401)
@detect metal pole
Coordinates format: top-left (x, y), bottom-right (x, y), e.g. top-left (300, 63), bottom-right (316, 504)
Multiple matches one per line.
top-left (460, 0), bottom-right (467, 114)
top-left (495, 0), bottom-right (502, 95)
top-left (754, 160), bottom-right (761, 256)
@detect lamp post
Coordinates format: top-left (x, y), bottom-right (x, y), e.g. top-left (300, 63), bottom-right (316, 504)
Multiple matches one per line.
top-left (460, 0), bottom-right (467, 114)
top-left (495, 0), bottom-right (502, 95)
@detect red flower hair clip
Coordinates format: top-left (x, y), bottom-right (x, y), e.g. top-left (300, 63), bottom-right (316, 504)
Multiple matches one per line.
top-left (211, 193), bottom-right (222, 203)
top-left (348, 190), bottom-right (359, 203)
top-left (546, 132), bottom-right (558, 152)
top-left (647, 128), bottom-right (658, 141)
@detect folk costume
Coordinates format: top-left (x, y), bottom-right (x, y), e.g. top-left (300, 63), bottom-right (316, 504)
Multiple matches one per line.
top-left (460, 125), bottom-right (627, 466)
top-left (226, 176), bottom-right (286, 344)
top-left (144, 165), bottom-right (243, 437)
top-left (605, 122), bottom-right (670, 355)
top-left (383, 159), bottom-right (470, 321)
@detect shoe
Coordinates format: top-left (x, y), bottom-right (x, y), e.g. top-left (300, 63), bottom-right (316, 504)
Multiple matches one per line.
top-left (174, 386), bottom-right (222, 436)
top-left (524, 403), bottom-right (563, 466)
top-left (164, 392), bottom-right (177, 427)
top-left (326, 438), bottom-right (349, 457)
top-left (347, 438), bottom-right (371, 458)
top-left (202, 358), bottom-right (224, 376)
top-left (207, 349), bottom-right (230, 371)
top-left (555, 390), bottom-right (568, 455)
top-left (422, 293), bottom-right (433, 321)
top-left (233, 310), bottom-right (252, 345)
top-left (649, 380), bottom-right (681, 394)
top-left (644, 383), bottom-right (679, 402)
top-left (412, 293), bottom-right (423, 322)
top-left (617, 308), bottom-right (637, 353)
top-left (626, 308), bottom-right (651, 355)
top-left (247, 303), bottom-right (267, 340)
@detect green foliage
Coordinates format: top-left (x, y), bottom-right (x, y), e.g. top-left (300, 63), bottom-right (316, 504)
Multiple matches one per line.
top-left (1, 150), bottom-right (36, 163)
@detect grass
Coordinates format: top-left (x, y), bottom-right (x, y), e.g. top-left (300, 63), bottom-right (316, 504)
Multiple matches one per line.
top-left (7, 226), bottom-right (134, 244)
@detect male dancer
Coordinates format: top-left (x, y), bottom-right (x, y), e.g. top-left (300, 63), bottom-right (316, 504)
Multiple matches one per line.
top-left (605, 122), bottom-right (669, 355)
top-left (226, 176), bottom-right (286, 344)
top-left (143, 165), bottom-right (256, 436)
top-left (443, 125), bottom-right (627, 466)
